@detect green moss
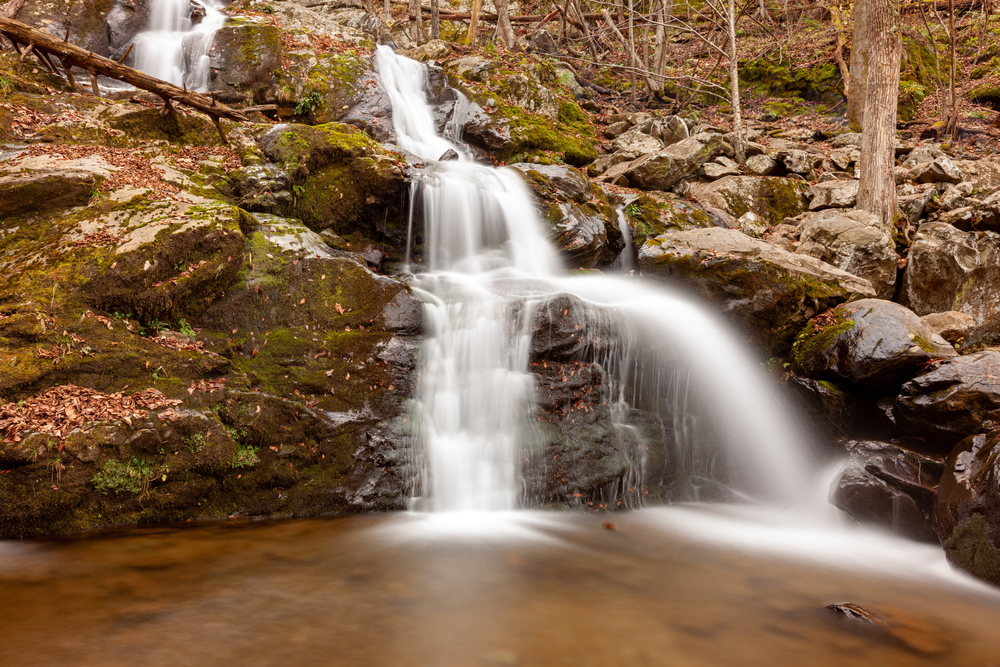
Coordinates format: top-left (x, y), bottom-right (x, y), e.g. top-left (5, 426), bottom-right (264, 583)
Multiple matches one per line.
top-left (943, 513), bottom-right (1000, 586)
top-left (790, 309), bottom-right (855, 369)
top-left (92, 457), bottom-right (150, 495)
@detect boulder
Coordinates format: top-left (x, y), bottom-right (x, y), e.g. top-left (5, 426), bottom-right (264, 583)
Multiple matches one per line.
top-left (736, 211), bottom-right (767, 238)
top-left (776, 149), bottom-right (817, 176)
top-left (897, 222), bottom-right (1000, 345)
top-left (207, 20), bottom-right (283, 103)
top-left (934, 430), bottom-right (1000, 585)
top-left (702, 157), bottom-right (739, 180)
top-left (13, 0), bottom-right (114, 56)
top-left (529, 293), bottom-right (616, 362)
top-left (831, 439), bottom-right (941, 542)
top-left (795, 209), bottom-right (898, 298)
top-left (611, 126), bottom-right (665, 156)
top-left (897, 184), bottom-right (938, 224)
top-left (909, 157), bottom-right (966, 185)
top-left (888, 351), bottom-right (1000, 447)
top-left (784, 376), bottom-right (858, 437)
top-left (804, 179), bottom-right (859, 211)
top-left (638, 227), bottom-right (875, 354)
top-left (745, 154), bottom-right (777, 176)
top-left (510, 163), bottom-right (623, 268)
top-left (831, 132), bottom-right (863, 148)
top-left (969, 189), bottom-right (1000, 232)
top-left (599, 132), bottom-right (721, 191)
top-left (0, 158), bottom-right (108, 219)
top-left (621, 195), bottom-right (734, 247)
top-left (791, 299), bottom-right (956, 390)
top-left (921, 311), bottom-right (977, 346)
top-left (690, 176), bottom-right (809, 227)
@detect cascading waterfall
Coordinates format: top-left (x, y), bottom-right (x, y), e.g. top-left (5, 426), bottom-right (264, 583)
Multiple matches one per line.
top-left (376, 45), bottom-right (815, 512)
top-left (132, 0), bottom-right (226, 91)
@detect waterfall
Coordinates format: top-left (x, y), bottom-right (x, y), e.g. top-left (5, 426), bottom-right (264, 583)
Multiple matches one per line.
top-left (375, 46), bottom-right (815, 512)
top-left (132, 0), bottom-right (226, 92)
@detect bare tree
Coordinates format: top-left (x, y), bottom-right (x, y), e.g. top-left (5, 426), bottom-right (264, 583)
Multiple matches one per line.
top-left (856, 0), bottom-right (901, 231)
top-left (847, 0), bottom-right (869, 129)
top-left (496, 0), bottom-right (516, 48)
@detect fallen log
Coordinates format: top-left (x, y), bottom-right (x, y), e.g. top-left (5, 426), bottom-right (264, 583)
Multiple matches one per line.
top-left (0, 17), bottom-right (249, 143)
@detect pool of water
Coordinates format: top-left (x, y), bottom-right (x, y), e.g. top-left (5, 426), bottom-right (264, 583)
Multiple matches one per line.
top-left (2, 508), bottom-right (999, 666)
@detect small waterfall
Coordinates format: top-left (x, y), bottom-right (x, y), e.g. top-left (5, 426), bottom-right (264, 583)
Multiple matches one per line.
top-left (132, 0), bottom-right (226, 91)
top-left (376, 46), bottom-right (816, 512)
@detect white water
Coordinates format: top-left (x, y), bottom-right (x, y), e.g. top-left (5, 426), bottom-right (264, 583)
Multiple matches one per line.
top-left (132, 0), bottom-right (225, 91)
top-left (376, 45), bottom-right (817, 513)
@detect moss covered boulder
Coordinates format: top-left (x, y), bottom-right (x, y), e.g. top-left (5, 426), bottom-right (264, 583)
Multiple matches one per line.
top-left (691, 175), bottom-right (809, 227)
top-left (257, 122), bottom-right (408, 243)
top-left (638, 227), bottom-right (875, 354)
top-left (791, 299), bottom-right (956, 391)
top-left (208, 19), bottom-right (283, 103)
top-left (621, 194), bottom-right (734, 248)
top-left (0, 155), bottom-right (108, 218)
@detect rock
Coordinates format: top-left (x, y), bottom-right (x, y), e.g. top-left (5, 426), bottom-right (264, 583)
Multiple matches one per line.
top-left (939, 181), bottom-right (977, 212)
top-left (702, 160), bottom-right (739, 180)
top-left (229, 161), bottom-right (293, 214)
top-left (909, 157), bottom-right (966, 185)
top-left (600, 132), bottom-right (721, 191)
top-left (888, 351), bottom-right (1000, 446)
top-left (403, 38), bottom-right (450, 61)
top-left (603, 121), bottom-right (630, 138)
top-left (207, 21), bottom-right (283, 103)
top-left (902, 145), bottom-right (946, 168)
top-left (745, 154), bottom-right (777, 176)
top-left (611, 126), bottom-right (665, 156)
top-left (897, 184), bottom-right (938, 224)
top-left (257, 123), bottom-right (407, 242)
top-left (791, 299), bottom-right (956, 390)
top-left (831, 132), bottom-right (863, 148)
top-left (921, 311), bottom-right (977, 346)
top-left (621, 195), bottom-right (734, 247)
top-left (106, 0), bottom-right (152, 59)
top-left (826, 147), bottom-right (856, 171)
top-left (804, 179), bottom-right (859, 210)
top-left (784, 376), bottom-right (858, 437)
top-left (13, 0), bottom-right (114, 56)
top-left (644, 115), bottom-right (691, 146)
top-left (776, 149), bottom-right (817, 176)
top-left (969, 189), bottom-right (1000, 232)
top-left (898, 223), bottom-right (1000, 345)
top-left (795, 209), bottom-right (897, 298)
top-left (500, 73), bottom-right (561, 120)
top-left (736, 211), bottom-right (767, 238)
top-left (638, 227), bottom-right (876, 354)
top-left (439, 149), bottom-right (460, 161)
top-left (690, 175), bottom-right (809, 227)
top-left (529, 293), bottom-right (615, 362)
top-left (510, 163), bottom-right (622, 268)
top-left (934, 430), bottom-right (1000, 585)
top-left (831, 439), bottom-right (941, 542)
top-left (451, 56), bottom-right (498, 82)
top-left (527, 29), bottom-right (558, 54)
top-left (86, 201), bottom-right (246, 323)
top-left (0, 158), bottom-right (108, 218)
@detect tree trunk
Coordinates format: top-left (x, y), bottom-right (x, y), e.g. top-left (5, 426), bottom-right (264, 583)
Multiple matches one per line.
top-left (728, 0), bottom-right (745, 164)
top-left (467, 0), bottom-right (482, 45)
top-left (856, 0), bottom-right (901, 232)
top-left (847, 0), bottom-right (870, 130)
top-left (431, 0), bottom-right (440, 39)
top-left (495, 0), bottom-right (515, 48)
top-left (628, 0), bottom-right (636, 103)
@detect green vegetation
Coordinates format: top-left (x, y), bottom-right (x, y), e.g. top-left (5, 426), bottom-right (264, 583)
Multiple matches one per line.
top-left (92, 457), bottom-right (154, 496)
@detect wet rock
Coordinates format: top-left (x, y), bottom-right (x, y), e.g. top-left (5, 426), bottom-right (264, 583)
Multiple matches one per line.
top-left (529, 293), bottom-right (616, 362)
top-left (831, 439), bottom-right (942, 542)
top-left (888, 351), bottom-right (1000, 446)
top-left (795, 209), bottom-right (897, 298)
top-left (106, 0), bottom-right (152, 59)
top-left (921, 311), bottom-right (977, 346)
top-left (510, 163), bottom-right (622, 268)
top-left (934, 430), bottom-right (1000, 585)
top-left (638, 227), bottom-right (875, 354)
top-left (439, 149), bottom-right (460, 161)
top-left (13, 0), bottom-right (114, 56)
top-left (804, 179), bottom-right (859, 210)
top-left (898, 222), bottom-right (1000, 346)
top-left (599, 133), bottom-right (721, 191)
top-left (784, 376), bottom-right (858, 437)
top-left (791, 299), bottom-right (956, 390)
top-left (690, 175), bottom-right (809, 227)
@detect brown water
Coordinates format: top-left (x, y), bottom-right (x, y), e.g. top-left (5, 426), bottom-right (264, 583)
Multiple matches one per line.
top-left (2, 509), bottom-right (999, 666)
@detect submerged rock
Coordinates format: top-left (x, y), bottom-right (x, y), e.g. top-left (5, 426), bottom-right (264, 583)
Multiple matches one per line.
top-left (637, 227), bottom-right (875, 355)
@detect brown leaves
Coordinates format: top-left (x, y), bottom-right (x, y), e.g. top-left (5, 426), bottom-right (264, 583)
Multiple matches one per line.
top-left (187, 378), bottom-right (226, 395)
top-left (335, 302), bottom-right (345, 316)
top-left (72, 229), bottom-right (121, 249)
top-left (152, 259), bottom-right (208, 288)
top-left (8, 144), bottom-right (180, 196)
top-left (0, 385), bottom-right (181, 445)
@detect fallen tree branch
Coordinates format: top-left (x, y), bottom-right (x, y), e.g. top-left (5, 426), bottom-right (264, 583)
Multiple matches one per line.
top-left (0, 17), bottom-right (249, 143)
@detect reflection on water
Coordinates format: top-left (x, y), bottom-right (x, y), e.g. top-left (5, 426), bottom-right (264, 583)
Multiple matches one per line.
top-left (1, 509), bottom-right (999, 666)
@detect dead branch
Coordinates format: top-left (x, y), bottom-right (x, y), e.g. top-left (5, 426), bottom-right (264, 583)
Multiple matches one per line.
top-left (0, 17), bottom-right (249, 143)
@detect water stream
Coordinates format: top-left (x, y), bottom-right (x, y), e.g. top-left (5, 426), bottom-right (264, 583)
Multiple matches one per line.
top-left (132, 0), bottom-right (226, 91)
top-left (376, 45), bottom-right (814, 511)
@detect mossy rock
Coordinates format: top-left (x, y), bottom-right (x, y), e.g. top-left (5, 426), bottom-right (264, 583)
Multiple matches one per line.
top-left (106, 108), bottom-right (225, 146)
top-left (691, 176), bottom-right (808, 227)
top-left (969, 84), bottom-right (1000, 110)
top-left (208, 20), bottom-right (283, 103)
top-left (257, 122), bottom-right (408, 237)
top-left (739, 58), bottom-right (843, 108)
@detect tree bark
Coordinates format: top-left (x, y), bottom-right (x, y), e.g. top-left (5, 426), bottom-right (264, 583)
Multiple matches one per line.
top-left (495, 0), bottom-right (515, 48)
top-left (430, 0), bottom-right (440, 39)
top-left (728, 0), bottom-right (746, 164)
top-left (847, 0), bottom-right (870, 130)
top-left (467, 0), bottom-right (482, 45)
top-left (856, 0), bottom-right (902, 232)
